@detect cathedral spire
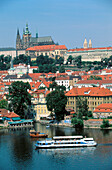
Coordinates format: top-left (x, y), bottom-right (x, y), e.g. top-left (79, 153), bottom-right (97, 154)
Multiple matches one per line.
top-left (89, 39), bottom-right (92, 48)
top-left (83, 38), bottom-right (88, 49)
top-left (25, 22), bottom-right (30, 34)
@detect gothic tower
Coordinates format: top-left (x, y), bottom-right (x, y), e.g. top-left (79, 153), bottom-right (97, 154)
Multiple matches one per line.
top-left (16, 29), bottom-right (22, 50)
top-left (22, 23), bottom-right (31, 49)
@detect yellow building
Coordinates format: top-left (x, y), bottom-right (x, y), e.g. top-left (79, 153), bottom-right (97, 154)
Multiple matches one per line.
top-left (31, 90), bottom-right (50, 121)
top-left (65, 87), bottom-right (112, 113)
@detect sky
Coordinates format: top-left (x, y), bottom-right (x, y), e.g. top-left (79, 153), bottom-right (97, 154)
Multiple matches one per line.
top-left (0, 0), bottom-right (112, 49)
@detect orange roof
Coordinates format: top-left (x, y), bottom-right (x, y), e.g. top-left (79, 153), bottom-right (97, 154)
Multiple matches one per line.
top-left (68, 47), bottom-right (112, 52)
top-left (0, 109), bottom-right (19, 118)
top-left (66, 87), bottom-right (112, 97)
top-left (26, 45), bottom-right (67, 52)
top-left (93, 103), bottom-right (112, 113)
top-left (76, 79), bottom-right (112, 85)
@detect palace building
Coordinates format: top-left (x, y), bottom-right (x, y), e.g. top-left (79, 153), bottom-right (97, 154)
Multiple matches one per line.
top-left (64, 39), bottom-right (112, 63)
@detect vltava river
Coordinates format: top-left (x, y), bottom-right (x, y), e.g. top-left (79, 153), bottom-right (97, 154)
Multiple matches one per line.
top-left (0, 123), bottom-right (112, 170)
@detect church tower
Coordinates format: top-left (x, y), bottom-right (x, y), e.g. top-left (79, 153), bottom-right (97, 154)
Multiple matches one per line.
top-left (22, 23), bottom-right (31, 49)
top-left (83, 38), bottom-right (88, 49)
top-left (89, 39), bottom-right (92, 48)
top-left (16, 29), bottom-right (22, 50)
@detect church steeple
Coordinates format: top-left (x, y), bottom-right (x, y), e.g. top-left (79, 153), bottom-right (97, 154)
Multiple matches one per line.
top-left (25, 23), bottom-right (31, 35)
top-left (83, 38), bottom-right (88, 49)
top-left (16, 28), bottom-right (22, 50)
top-left (89, 39), bottom-right (92, 48)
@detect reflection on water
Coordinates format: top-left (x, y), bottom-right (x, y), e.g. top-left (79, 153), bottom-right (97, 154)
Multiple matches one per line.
top-left (36, 147), bottom-right (96, 157)
top-left (0, 123), bottom-right (112, 170)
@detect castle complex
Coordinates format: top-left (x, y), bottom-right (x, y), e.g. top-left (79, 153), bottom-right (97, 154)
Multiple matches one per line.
top-left (64, 38), bottom-right (112, 63)
top-left (16, 23), bottom-right (55, 50)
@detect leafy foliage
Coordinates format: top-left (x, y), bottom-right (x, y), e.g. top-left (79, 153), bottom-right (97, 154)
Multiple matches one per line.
top-left (71, 117), bottom-right (84, 128)
top-left (76, 97), bottom-right (88, 119)
top-left (0, 99), bottom-right (8, 109)
top-left (8, 81), bottom-right (31, 118)
top-left (46, 87), bottom-right (67, 121)
top-left (100, 119), bottom-right (110, 128)
top-left (59, 65), bottom-right (65, 73)
top-left (13, 55), bottom-right (31, 65)
top-left (0, 55), bottom-right (11, 70)
top-left (87, 75), bottom-right (102, 80)
top-left (36, 55), bottom-right (54, 66)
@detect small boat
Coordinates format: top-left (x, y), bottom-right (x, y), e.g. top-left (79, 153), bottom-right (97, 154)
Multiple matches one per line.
top-left (29, 130), bottom-right (48, 138)
top-left (35, 136), bottom-right (97, 149)
top-left (46, 125), bottom-right (50, 128)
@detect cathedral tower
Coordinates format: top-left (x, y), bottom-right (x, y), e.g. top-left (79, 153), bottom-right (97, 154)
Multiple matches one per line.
top-left (16, 29), bottom-right (22, 50)
top-left (22, 23), bottom-right (31, 49)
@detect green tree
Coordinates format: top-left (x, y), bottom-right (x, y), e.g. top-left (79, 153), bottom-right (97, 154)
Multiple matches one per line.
top-left (13, 54), bottom-right (31, 65)
top-left (67, 55), bottom-right (73, 64)
top-left (46, 88), bottom-right (67, 121)
top-left (76, 97), bottom-right (88, 119)
top-left (59, 65), bottom-right (65, 73)
top-left (8, 81), bottom-right (31, 118)
top-left (100, 119), bottom-right (110, 128)
top-left (0, 99), bottom-right (8, 109)
top-left (88, 75), bottom-right (102, 80)
top-left (71, 117), bottom-right (84, 128)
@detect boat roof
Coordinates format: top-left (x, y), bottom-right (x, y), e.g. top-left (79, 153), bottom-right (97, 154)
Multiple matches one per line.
top-left (83, 138), bottom-right (94, 140)
top-left (53, 136), bottom-right (83, 140)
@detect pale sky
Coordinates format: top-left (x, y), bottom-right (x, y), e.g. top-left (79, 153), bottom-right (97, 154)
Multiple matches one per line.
top-left (0, 0), bottom-right (112, 49)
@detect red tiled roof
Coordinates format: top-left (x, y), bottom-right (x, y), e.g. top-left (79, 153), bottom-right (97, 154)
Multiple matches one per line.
top-left (26, 45), bottom-right (67, 52)
top-left (68, 47), bottom-right (112, 52)
top-left (0, 109), bottom-right (19, 118)
top-left (93, 103), bottom-right (112, 113)
top-left (76, 80), bottom-right (112, 85)
top-left (66, 87), bottom-right (112, 97)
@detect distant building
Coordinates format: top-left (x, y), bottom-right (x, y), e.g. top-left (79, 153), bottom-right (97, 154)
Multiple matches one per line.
top-left (64, 39), bottom-right (112, 63)
top-left (26, 44), bottom-right (67, 60)
top-left (16, 23), bottom-right (55, 50)
top-left (93, 103), bottom-right (112, 118)
top-left (0, 48), bottom-right (16, 58)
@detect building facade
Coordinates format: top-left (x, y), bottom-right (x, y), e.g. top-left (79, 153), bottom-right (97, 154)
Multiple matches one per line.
top-left (65, 87), bottom-right (112, 113)
top-left (64, 39), bottom-right (112, 63)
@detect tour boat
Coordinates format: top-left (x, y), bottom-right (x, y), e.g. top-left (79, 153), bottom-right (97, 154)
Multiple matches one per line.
top-left (35, 136), bottom-right (97, 148)
top-left (29, 130), bottom-right (48, 138)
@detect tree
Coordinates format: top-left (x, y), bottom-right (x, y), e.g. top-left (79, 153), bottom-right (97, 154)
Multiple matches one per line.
top-left (7, 81), bottom-right (31, 118)
top-left (0, 99), bottom-right (8, 109)
top-left (71, 117), bottom-right (84, 128)
top-left (76, 97), bottom-right (88, 119)
top-left (13, 54), bottom-right (31, 65)
top-left (100, 119), bottom-right (110, 128)
top-left (46, 88), bottom-right (67, 121)
top-left (59, 65), bottom-right (65, 73)
top-left (88, 75), bottom-right (102, 80)
top-left (67, 55), bottom-right (73, 64)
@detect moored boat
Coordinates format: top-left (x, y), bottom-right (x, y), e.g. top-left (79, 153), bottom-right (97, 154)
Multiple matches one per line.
top-left (35, 136), bottom-right (97, 148)
top-left (30, 130), bottom-right (48, 138)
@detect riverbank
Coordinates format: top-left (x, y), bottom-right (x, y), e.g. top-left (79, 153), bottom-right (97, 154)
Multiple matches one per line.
top-left (38, 120), bottom-right (112, 129)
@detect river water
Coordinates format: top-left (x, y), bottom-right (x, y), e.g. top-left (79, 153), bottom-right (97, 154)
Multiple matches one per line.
top-left (0, 123), bottom-right (112, 170)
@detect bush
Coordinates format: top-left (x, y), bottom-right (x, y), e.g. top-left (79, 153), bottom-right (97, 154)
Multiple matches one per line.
top-left (71, 117), bottom-right (84, 128)
top-left (100, 119), bottom-right (110, 128)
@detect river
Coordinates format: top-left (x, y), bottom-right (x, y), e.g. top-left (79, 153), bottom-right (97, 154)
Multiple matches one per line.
top-left (0, 123), bottom-right (112, 170)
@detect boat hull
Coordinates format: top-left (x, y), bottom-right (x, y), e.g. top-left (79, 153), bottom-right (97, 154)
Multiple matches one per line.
top-left (30, 134), bottom-right (48, 138)
top-left (35, 143), bottom-right (97, 149)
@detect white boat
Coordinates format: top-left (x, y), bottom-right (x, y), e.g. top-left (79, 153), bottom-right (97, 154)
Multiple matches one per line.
top-left (35, 136), bottom-right (97, 149)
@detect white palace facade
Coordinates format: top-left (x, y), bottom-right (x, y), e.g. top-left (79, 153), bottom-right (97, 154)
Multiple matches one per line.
top-left (64, 39), bottom-right (112, 63)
